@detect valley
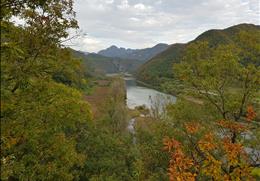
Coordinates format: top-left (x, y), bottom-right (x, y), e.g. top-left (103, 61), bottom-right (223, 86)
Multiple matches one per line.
top-left (1, 0), bottom-right (260, 179)
top-left (72, 23), bottom-right (260, 98)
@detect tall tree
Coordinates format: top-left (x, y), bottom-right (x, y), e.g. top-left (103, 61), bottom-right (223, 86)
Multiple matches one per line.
top-left (1, 1), bottom-right (92, 180)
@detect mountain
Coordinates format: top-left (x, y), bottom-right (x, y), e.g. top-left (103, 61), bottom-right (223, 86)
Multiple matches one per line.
top-left (78, 50), bottom-right (89, 55)
top-left (136, 23), bottom-right (260, 90)
top-left (98, 43), bottom-right (169, 61)
top-left (70, 43), bottom-right (170, 75)
top-left (71, 50), bottom-right (143, 75)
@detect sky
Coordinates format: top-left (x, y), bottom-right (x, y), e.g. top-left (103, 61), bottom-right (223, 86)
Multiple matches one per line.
top-left (69, 0), bottom-right (260, 52)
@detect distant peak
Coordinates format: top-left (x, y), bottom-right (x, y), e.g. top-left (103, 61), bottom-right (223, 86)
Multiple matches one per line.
top-left (98, 43), bottom-right (170, 61)
top-left (109, 45), bottom-right (118, 49)
top-left (154, 43), bottom-right (168, 47)
top-left (156, 43), bottom-right (168, 45)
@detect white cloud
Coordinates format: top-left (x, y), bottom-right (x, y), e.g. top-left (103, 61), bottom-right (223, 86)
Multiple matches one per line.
top-left (134, 3), bottom-right (152, 11)
top-left (144, 18), bottom-right (158, 26)
top-left (105, 0), bottom-right (114, 4)
top-left (117, 0), bottom-right (129, 10)
top-left (81, 36), bottom-right (106, 53)
top-left (129, 17), bottom-right (140, 22)
top-left (72, 0), bottom-right (260, 52)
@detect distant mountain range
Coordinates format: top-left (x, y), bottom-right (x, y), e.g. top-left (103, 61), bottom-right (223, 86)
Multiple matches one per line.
top-left (98, 43), bottom-right (169, 61)
top-left (71, 50), bottom-right (143, 75)
top-left (136, 23), bottom-right (260, 90)
top-left (71, 23), bottom-right (259, 79)
top-left (70, 43), bottom-right (170, 74)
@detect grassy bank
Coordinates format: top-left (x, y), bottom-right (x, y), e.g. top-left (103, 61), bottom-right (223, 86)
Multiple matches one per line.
top-left (84, 76), bottom-right (126, 120)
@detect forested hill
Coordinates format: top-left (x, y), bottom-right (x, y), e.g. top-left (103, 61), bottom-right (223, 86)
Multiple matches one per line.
top-left (195, 23), bottom-right (260, 44)
top-left (98, 43), bottom-right (169, 61)
top-left (71, 49), bottom-right (143, 74)
top-left (136, 23), bottom-right (260, 90)
top-left (70, 43), bottom-right (170, 75)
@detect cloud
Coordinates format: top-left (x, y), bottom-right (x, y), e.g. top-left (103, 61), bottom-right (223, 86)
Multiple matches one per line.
top-left (117, 0), bottom-right (129, 10)
top-left (105, 0), bottom-right (114, 4)
top-left (71, 0), bottom-right (260, 52)
top-left (81, 37), bottom-right (104, 52)
top-left (134, 3), bottom-right (152, 11)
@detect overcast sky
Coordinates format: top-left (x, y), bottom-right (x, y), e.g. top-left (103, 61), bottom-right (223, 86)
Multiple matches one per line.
top-left (69, 0), bottom-right (260, 52)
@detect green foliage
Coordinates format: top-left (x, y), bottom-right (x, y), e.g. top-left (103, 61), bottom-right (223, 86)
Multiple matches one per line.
top-left (75, 78), bottom-right (137, 180)
top-left (1, 82), bottom-right (90, 178)
top-left (137, 43), bottom-right (184, 87)
top-left (252, 167), bottom-right (260, 179)
top-left (137, 24), bottom-right (260, 93)
top-left (76, 124), bottom-right (135, 181)
top-left (133, 117), bottom-right (175, 180)
top-left (1, 1), bottom-right (94, 180)
top-left (175, 41), bottom-right (260, 121)
top-left (164, 38), bottom-right (260, 180)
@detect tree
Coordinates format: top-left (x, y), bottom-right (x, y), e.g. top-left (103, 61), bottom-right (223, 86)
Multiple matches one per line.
top-left (163, 38), bottom-right (260, 180)
top-left (1, 0), bottom-right (93, 180)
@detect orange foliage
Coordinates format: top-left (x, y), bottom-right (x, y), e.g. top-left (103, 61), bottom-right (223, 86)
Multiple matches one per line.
top-left (163, 137), bottom-right (180, 152)
top-left (164, 138), bottom-right (197, 181)
top-left (198, 133), bottom-right (216, 151)
top-left (163, 120), bottom-right (256, 180)
top-left (246, 105), bottom-right (256, 121)
top-left (222, 137), bottom-right (244, 165)
top-left (185, 122), bottom-right (200, 134)
top-left (217, 120), bottom-right (248, 133)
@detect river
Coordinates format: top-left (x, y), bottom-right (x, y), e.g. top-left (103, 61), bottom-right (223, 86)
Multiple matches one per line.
top-left (124, 76), bottom-right (176, 109)
top-left (125, 76), bottom-right (176, 142)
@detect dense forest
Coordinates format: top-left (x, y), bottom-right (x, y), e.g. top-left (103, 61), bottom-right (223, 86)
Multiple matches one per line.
top-left (1, 0), bottom-right (260, 181)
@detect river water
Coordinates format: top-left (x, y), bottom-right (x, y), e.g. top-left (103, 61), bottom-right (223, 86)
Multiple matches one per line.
top-left (125, 76), bottom-right (176, 142)
top-left (124, 77), bottom-right (176, 109)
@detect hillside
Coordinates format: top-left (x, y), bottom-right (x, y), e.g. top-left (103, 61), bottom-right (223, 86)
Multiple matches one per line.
top-left (98, 43), bottom-right (169, 61)
top-left (136, 43), bottom-right (185, 87)
top-left (71, 43), bottom-right (170, 75)
top-left (136, 23), bottom-right (260, 90)
top-left (71, 50), bottom-right (143, 74)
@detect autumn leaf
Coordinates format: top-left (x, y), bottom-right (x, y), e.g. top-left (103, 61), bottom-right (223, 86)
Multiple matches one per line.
top-left (185, 122), bottom-right (200, 134)
top-left (163, 137), bottom-right (181, 152)
top-left (246, 105), bottom-right (256, 121)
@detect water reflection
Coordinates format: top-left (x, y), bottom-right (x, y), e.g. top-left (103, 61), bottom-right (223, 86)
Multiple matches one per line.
top-left (125, 77), bottom-right (176, 109)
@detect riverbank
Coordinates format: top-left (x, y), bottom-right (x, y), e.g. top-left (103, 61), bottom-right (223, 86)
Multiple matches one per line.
top-left (84, 76), bottom-right (126, 120)
top-left (136, 78), bottom-right (205, 105)
top-left (135, 79), bottom-right (177, 95)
